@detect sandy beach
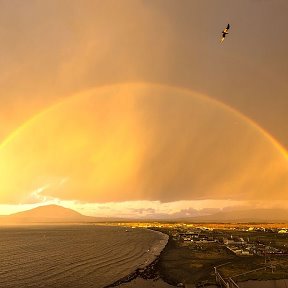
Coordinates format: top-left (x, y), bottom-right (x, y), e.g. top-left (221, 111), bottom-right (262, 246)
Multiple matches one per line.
top-left (105, 229), bottom-right (169, 287)
top-left (138, 230), bottom-right (169, 269)
top-left (118, 278), bottom-right (175, 288)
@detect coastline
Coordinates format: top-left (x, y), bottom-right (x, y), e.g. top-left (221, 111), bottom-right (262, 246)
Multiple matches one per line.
top-left (104, 254), bottom-right (169, 288)
top-left (104, 229), bottom-right (171, 288)
top-left (105, 227), bottom-right (288, 288)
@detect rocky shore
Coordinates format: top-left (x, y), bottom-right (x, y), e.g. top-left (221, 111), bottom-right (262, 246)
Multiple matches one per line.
top-left (104, 255), bottom-right (162, 287)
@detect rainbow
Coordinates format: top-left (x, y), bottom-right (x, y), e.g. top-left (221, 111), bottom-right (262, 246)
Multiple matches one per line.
top-left (1, 82), bottom-right (287, 161)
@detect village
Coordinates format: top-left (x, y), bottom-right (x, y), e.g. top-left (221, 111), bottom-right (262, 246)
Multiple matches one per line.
top-left (111, 222), bottom-right (288, 285)
top-left (177, 230), bottom-right (287, 257)
top-left (115, 222), bottom-right (288, 257)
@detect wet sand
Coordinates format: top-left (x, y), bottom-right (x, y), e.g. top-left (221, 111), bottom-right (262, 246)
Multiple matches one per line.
top-left (104, 229), bottom-right (169, 288)
top-left (118, 278), bottom-right (175, 288)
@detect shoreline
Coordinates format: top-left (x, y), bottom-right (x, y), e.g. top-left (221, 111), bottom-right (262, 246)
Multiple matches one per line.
top-left (104, 229), bottom-right (171, 288)
top-left (104, 254), bottom-right (164, 288)
top-left (105, 227), bottom-right (288, 288)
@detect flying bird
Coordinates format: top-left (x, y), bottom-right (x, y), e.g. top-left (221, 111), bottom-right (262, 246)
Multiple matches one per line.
top-left (221, 24), bottom-right (230, 43)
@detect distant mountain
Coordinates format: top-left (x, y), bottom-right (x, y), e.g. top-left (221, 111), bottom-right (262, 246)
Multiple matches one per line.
top-left (0, 204), bottom-right (118, 224)
top-left (183, 208), bottom-right (288, 223)
top-left (2, 205), bottom-right (287, 224)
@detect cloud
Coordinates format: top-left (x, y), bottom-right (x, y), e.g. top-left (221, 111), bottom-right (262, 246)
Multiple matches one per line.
top-left (130, 208), bottom-right (156, 215)
top-left (1, 0), bottom-right (288, 150)
top-left (136, 207), bottom-right (220, 220)
top-left (169, 208), bottom-right (201, 218)
top-left (200, 208), bottom-right (221, 215)
top-left (26, 185), bottom-right (51, 204)
top-left (22, 177), bottom-right (69, 204)
top-left (0, 85), bottom-right (288, 205)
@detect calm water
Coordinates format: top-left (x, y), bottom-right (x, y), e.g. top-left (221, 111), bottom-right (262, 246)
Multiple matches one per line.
top-left (0, 225), bottom-right (168, 288)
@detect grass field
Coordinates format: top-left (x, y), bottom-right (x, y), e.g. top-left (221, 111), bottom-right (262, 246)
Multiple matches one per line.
top-left (155, 228), bottom-right (288, 286)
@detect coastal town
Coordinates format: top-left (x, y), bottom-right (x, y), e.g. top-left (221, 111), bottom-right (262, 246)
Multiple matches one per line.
top-left (113, 222), bottom-right (288, 287)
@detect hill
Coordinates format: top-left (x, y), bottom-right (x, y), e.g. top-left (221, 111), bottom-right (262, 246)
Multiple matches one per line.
top-left (0, 204), bottom-right (115, 224)
top-left (183, 208), bottom-right (288, 223)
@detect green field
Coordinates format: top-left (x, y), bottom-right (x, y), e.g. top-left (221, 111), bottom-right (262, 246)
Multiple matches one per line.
top-left (155, 228), bottom-right (288, 286)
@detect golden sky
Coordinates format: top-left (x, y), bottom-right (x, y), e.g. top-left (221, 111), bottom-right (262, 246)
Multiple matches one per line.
top-left (0, 1), bottom-right (288, 216)
top-left (1, 84), bottom-right (288, 216)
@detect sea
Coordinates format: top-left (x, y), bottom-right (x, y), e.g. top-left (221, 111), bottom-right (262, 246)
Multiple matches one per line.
top-left (0, 225), bottom-right (168, 288)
